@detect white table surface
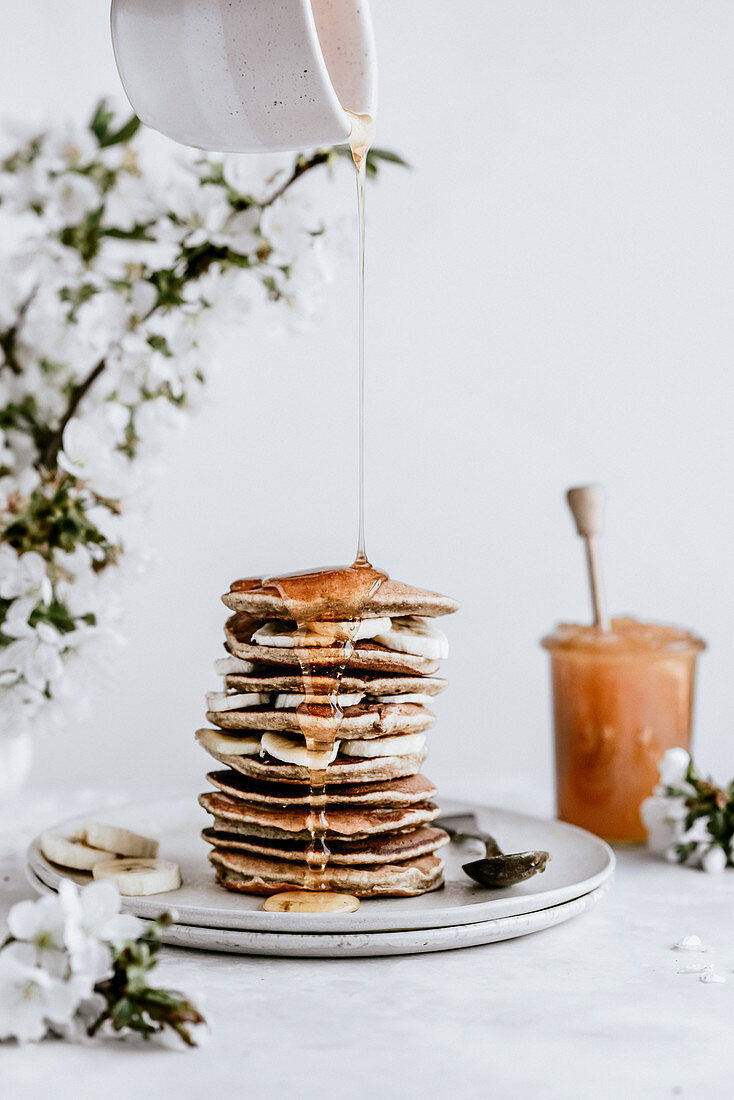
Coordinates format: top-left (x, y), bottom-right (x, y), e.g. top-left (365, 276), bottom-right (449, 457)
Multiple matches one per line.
top-left (1, 778), bottom-right (731, 1099)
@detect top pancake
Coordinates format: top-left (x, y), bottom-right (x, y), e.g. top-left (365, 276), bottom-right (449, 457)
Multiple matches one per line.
top-left (222, 572), bottom-right (458, 621)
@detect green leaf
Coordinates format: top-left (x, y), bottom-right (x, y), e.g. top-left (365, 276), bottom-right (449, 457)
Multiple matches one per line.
top-left (367, 147), bottom-right (411, 169)
top-left (90, 101), bottom-right (115, 145)
top-left (90, 100), bottom-right (141, 149)
top-left (102, 115), bottom-right (141, 149)
top-left (331, 144), bottom-right (410, 178)
top-left (89, 909), bottom-right (205, 1047)
top-left (111, 997), bottom-right (134, 1029)
top-left (675, 841), bottom-right (698, 863)
top-left (147, 335), bottom-right (173, 358)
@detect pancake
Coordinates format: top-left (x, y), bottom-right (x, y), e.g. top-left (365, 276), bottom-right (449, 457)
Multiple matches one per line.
top-left (206, 701), bottom-right (434, 738)
top-left (224, 672), bottom-right (369, 694)
top-left (225, 614), bottom-right (440, 675)
top-left (201, 824), bottom-right (450, 864)
top-left (222, 573), bottom-right (459, 621)
top-left (209, 847), bottom-right (445, 898)
top-left (196, 729), bottom-right (428, 783)
top-left (360, 674), bottom-right (447, 697)
top-left (223, 672), bottom-right (447, 697)
top-left (205, 769), bottom-right (438, 807)
top-left (199, 789), bottom-right (439, 839)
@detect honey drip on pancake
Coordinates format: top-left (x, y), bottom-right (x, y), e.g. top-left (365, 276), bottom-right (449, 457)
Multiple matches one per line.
top-left (261, 564), bottom-right (387, 910)
top-left (256, 114), bottom-right (379, 914)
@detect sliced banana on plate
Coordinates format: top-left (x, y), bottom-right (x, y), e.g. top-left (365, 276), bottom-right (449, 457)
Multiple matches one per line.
top-left (340, 732), bottom-right (427, 758)
top-left (93, 857), bottom-right (182, 896)
top-left (40, 831), bottom-right (115, 871)
top-left (81, 823), bottom-right (159, 859)
top-left (373, 616), bottom-right (449, 660)
top-left (261, 731), bottom-right (340, 769)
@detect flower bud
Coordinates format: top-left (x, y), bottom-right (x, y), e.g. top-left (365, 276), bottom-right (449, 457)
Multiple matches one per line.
top-left (658, 747), bottom-right (691, 788)
top-left (701, 845), bottom-right (728, 874)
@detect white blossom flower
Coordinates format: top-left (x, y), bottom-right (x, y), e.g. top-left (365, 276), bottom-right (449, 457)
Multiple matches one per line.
top-left (60, 880), bottom-right (142, 981)
top-left (640, 795), bottom-right (685, 856)
top-left (0, 622), bottom-right (65, 691)
top-left (680, 817), bottom-right (714, 845)
top-left (0, 108), bottom-right (352, 742)
top-left (167, 180), bottom-right (231, 247)
top-left (5, 428), bottom-right (40, 475)
top-left (223, 206), bottom-right (261, 257)
top-left (0, 547), bottom-right (52, 605)
top-left (280, 239), bottom-right (334, 329)
top-left (93, 230), bottom-right (180, 281)
top-left (39, 123), bottom-right (99, 174)
top-left (43, 172), bottom-right (100, 231)
top-left (0, 942), bottom-right (86, 1043)
top-left (222, 152), bottom-right (294, 202)
top-left (130, 279), bottom-right (158, 320)
top-left (58, 409), bottom-right (130, 498)
top-left (102, 171), bottom-right (157, 232)
top-left (260, 192), bottom-right (322, 267)
top-left (8, 894), bottom-right (68, 971)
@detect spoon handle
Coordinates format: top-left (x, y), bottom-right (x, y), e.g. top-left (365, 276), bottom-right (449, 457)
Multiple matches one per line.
top-left (435, 814), bottom-right (503, 858)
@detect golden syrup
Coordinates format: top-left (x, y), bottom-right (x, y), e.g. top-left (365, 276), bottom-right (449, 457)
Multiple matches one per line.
top-left (263, 890), bottom-right (361, 914)
top-left (261, 563), bottom-right (386, 911)
top-left (257, 112), bottom-right (379, 914)
top-left (345, 110), bottom-right (375, 566)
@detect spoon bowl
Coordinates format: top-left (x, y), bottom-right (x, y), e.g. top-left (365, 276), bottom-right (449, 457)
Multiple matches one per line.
top-left (436, 812), bottom-right (552, 889)
top-left (462, 849), bottom-right (551, 889)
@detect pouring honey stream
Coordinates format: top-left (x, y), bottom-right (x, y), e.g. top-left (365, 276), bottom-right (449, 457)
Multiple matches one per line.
top-left (263, 112), bottom-right (381, 914)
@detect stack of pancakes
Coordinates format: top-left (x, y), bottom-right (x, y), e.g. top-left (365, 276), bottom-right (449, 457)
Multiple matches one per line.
top-left (196, 571), bottom-right (458, 898)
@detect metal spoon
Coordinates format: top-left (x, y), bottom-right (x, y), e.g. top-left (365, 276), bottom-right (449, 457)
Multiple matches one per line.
top-left (437, 812), bottom-right (551, 888)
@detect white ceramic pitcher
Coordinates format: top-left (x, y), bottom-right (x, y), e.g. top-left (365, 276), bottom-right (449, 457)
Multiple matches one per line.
top-left (110, 0), bottom-right (378, 153)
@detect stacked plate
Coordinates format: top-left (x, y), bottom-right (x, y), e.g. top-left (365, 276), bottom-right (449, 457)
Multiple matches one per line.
top-left (27, 796), bottom-right (614, 957)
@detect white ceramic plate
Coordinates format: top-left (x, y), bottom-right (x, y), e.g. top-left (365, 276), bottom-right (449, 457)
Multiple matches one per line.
top-left (27, 866), bottom-right (610, 957)
top-left (27, 796), bottom-right (614, 934)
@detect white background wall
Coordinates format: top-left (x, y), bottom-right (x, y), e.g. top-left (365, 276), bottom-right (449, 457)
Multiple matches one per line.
top-left (2, 1), bottom-right (734, 802)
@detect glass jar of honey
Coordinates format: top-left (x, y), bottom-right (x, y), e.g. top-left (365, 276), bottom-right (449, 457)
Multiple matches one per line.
top-left (541, 617), bottom-right (705, 842)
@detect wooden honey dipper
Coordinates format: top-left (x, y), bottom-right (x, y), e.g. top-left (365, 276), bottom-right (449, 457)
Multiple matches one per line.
top-left (566, 484), bottom-right (610, 632)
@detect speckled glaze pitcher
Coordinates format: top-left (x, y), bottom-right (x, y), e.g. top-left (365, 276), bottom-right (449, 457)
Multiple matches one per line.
top-left (110, 0), bottom-right (378, 152)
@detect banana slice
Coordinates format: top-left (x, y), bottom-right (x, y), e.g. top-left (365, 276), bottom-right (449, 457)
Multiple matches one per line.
top-left (306, 618), bottom-right (391, 641)
top-left (196, 729), bottom-right (262, 756)
top-left (374, 617), bottom-right (449, 660)
top-left (93, 858), bottom-right (181, 896)
top-left (215, 655), bottom-right (255, 675)
top-left (373, 693), bottom-right (434, 706)
top-left (206, 690), bottom-right (269, 712)
top-left (81, 823), bottom-right (159, 859)
top-left (261, 731), bottom-right (340, 769)
top-left (41, 831), bottom-right (115, 871)
top-left (273, 692), bottom-right (363, 709)
top-left (252, 617), bottom-right (391, 648)
top-left (340, 733), bottom-right (427, 759)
